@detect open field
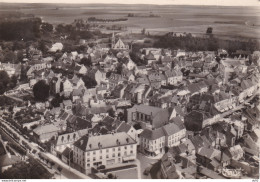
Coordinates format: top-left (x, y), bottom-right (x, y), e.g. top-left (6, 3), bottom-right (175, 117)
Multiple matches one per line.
top-left (0, 3), bottom-right (259, 40)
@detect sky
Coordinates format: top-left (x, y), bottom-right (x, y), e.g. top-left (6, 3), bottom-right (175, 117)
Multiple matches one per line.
top-left (0, 0), bottom-right (259, 6)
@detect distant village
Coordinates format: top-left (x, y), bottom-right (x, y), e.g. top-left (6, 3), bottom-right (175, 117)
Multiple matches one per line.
top-left (0, 21), bottom-right (260, 179)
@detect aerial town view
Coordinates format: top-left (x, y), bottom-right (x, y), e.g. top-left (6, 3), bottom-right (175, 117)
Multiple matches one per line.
top-left (0, 0), bottom-right (259, 179)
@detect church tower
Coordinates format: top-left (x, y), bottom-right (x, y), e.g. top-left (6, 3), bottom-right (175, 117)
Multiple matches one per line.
top-left (111, 32), bottom-right (115, 48)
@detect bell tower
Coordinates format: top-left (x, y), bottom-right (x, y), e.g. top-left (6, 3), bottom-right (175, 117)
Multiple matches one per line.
top-left (111, 31), bottom-right (115, 49)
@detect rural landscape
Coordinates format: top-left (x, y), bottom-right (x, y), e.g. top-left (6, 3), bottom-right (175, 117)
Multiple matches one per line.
top-left (0, 2), bottom-right (259, 180)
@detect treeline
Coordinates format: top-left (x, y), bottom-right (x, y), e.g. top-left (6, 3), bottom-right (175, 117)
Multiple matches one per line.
top-left (55, 23), bottom-right (103, 40)
top-left (153, 34), bottom-right (259, 53)
top-left (88, 17), bottom-right (128, 22)
top-left (0, 18), bottom-right (42, 41)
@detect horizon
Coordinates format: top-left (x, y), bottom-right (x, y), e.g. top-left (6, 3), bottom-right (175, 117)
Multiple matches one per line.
top-left (0, 0), bottom-right (259, 6)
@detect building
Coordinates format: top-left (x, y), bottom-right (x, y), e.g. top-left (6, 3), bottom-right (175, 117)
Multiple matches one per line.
top-left (33, 124), bottom-right (59, 143)
top-left (127, 104), bottom-right (170, 129)
top-left (73, 132), bottom-right (137, 174)
top-left (139, 121), bottom-right (186, 156)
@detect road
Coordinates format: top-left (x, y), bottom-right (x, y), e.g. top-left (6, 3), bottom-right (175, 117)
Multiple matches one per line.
top-left (0, 117), bottom-right (91, 179)
top-left (137, 152), bottom-right (158, 179)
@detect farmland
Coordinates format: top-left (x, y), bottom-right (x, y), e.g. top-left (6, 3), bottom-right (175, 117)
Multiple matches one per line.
top-left (0, 3), bottom-right (259, 40)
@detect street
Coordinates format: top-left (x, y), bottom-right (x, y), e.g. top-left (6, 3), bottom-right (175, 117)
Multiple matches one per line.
top-left (137, 152), bottom-right (159, 179)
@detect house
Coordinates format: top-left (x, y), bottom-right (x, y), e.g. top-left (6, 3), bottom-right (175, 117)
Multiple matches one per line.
top-left (62, 79), bottom-right (73, 97)
top-left (139, 127), bottom-right (166, 156)
top-left (116, 121), bottom-right (138, 143)
top-left (73, 132), bottom-right (137, 174)
top-left (224, 144), bottom-right (244, 161)
top-left (61, 147), bottom-right (73, 165)
top-left (61, 100), bottom-right (73, 111)
top-left (0, 153), bottom-right (21, 173)
top-left (127, 104), bottom-right (170, 129)
top-left (87, 69), bottom-right (106, 85)
top-left (144, 52), bottom-right (156, 65)
top-left (49, 42), bottom-right (63, 52)
top-left (148, 71), bottom-right (162, 89)
top-left (139, 121), bottom-right (186, 156)
top-left (51, 129), bottom-right (88, 156)
top-left (74, 64), bottom-right (87, 75)
top-left (0, 140), bottom-right (21, 173)
top-left (160, 152), bottom-right (180, 179)
top-left (33, 124), bottom-right (59, 143)
top-left (0, 63), bottom-right (21, 77)
top-left (108, 73), bottom-right (126, 89)
top-left (196, 147), bottom-right (230, 171)
top-left (162, 121), bottom-right (186, 148)
top-left (50, 76), bottom-right (62, 95)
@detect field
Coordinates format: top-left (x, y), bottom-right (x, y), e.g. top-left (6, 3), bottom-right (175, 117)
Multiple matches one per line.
top-left (0, 3), bottom-right (260, 40)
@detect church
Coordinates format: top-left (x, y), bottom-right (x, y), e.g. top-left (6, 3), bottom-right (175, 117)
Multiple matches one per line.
top-left (111, 32), bottom-right (129, 50)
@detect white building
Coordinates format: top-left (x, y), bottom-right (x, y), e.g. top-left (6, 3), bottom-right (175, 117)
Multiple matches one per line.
top-left (73, 132), bottom-right (137, 174)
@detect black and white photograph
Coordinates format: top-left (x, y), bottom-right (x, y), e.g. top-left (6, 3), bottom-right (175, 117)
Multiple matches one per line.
top-left (0, 0), bottom-right (259, 179)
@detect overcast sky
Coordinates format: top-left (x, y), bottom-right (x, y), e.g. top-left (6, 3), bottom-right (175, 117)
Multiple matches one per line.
top-left (0, 0), bottom-right (259, 6)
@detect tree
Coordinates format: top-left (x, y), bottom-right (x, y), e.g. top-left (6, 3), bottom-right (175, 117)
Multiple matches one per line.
top-left (41, 22), bottom-right (53, 32)
top-left (108, 108), bottom-right (115, 118)
top-left (206, 27), bottom-right (213, 34)
top-left (0, 70), bottom-right (10, 94)
top-left (1, 158), bottom-right (53, 179)
top-left (82, 75), bottom-right (97, 88)
top-left (133, 123), bottom-right (142, 130)
top-left (38, 40), bottom-right (48, 54)
top-left (4, 50), bottom-right (17, 64)
top-left (51, 94), bottom-right (64, 107)
top-left (33, 80), bottom-right (50, 102)
top-left (80, 57), bottom-right (92, 67)
top-left (141, 28), bottom-right (146, 35)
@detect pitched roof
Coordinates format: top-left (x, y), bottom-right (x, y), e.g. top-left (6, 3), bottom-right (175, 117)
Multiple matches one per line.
top-left (0, 154), bottom-right (21, 167)
top-left (162, 122), bottom-right (185, 136)
top-left (74, 132), bottom-right (136, 151)
top-left (116, 122), bottom-right (132, 133)
top-left (140, 128), bottom-right (165, 140)
top-left (33, 124), bottom-right (59, 135)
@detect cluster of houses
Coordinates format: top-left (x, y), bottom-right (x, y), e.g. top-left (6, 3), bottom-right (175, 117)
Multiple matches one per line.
top-left (1, 34), bottom-right (260, 178)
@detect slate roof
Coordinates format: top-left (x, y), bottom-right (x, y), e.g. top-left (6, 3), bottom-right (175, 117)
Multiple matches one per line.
top-left (116, 122), bottom-right (132, 133)
top-left (74, 132), bottom-right (136, 151)
top-left (140, 128), bottom-right (165, 140)
top-left (33, 124), bottom-right (59, 135)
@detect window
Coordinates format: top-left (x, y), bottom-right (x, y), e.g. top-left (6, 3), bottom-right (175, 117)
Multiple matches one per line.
top-left (124, 146), bottom-right (127, 150)
top-left (113, 148), bottom-right (115, 152)
top-left (87, 164), bottom-right (90, 167)
top-left (130, 150), bottom-right (133, 154)
top-left (100, 156), bottom-right (102, 160)
top-left (131, 145), bottom-right (133, 149)
top-left (106, 155), bottom-right (109, 158)
top-left (118, 153), bottom-right (121, 157)
top-left (87, 152), bottom-right (90, 156)
top-left (87, 159), bottom-right (90, 162)
top-left (106, 149), bottom-right (109, 152)
top-left (118, 147), bottom-right (121, 151)
top-left (93, 151), bottom-right (96, 155)
top-left (100, 150), bottom-right (102, 153)
top-left (112, 153), bottom-right (115, 157)
top-left (93, 157), bottom-right (96, 161)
